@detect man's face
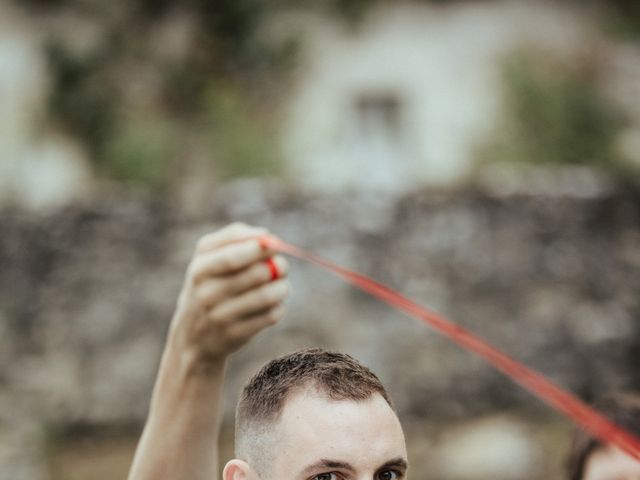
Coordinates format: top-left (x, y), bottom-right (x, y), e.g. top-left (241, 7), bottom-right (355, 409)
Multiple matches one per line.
top-left (583, 445), bottom-right (640, 480)
top-left (267, 388), bottom-right (408, 480)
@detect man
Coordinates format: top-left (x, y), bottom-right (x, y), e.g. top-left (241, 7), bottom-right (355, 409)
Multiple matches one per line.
top-left (127, 223), bottom-right (408, 480)
top-left (567, 394), bottom-right (640, 480)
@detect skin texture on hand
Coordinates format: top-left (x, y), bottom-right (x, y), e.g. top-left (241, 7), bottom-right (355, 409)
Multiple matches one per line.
top-left (128, 223), bottom-right (289, 480)
top-left (169, 223), bottom-right (289, 367)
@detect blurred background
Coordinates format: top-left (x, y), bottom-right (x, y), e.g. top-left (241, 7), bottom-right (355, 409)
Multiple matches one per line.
top-left (1, 0), bottom-right (640, 479)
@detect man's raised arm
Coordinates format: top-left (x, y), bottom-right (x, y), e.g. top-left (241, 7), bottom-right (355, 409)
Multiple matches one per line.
top-left (128, 223), bottom-right (289, 480)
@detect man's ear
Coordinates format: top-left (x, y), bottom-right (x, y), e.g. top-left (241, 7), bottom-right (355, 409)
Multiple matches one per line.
top-left (223, 459), bottom-right (256, 480)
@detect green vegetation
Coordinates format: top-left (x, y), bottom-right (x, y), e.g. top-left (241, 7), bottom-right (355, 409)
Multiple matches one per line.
top-left (38, 0), bottom-right (480, 190)
top-left (38, 0), bottom-right (639, 189)
top-left (604, 0), bottom-right (640, 40)
top-left (479, 51), bottom-right (627, 173)
top-left (103, 117), bottom-right (178, 188)
top-left (47, 42), bottom-right (118, 163)
top-left (41, 0), bottom-right (301, 189)
top-left (206, 85), bottom-right (283, 180)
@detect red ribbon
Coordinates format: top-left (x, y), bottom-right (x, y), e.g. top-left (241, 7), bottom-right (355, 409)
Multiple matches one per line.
top-left (260, 234), bottom-right (640, 460)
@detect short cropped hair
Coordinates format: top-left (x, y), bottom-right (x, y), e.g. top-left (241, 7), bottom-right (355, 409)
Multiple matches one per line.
top-left (567, 393), bottom-right (640, 480)
top-left (235, 348), bottom-right (393, 475)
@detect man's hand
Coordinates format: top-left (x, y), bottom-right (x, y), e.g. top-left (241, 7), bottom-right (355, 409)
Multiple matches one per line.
top-left (128, 223), bottom-right (289, 480)
top-left (168, 223), bottom-right (289, 367)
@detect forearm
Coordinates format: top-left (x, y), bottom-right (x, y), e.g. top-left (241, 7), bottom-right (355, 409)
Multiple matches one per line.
top-left (128, 336), bottom-right (226, 480)
top-left (127, 224), bottom-right (288, 480)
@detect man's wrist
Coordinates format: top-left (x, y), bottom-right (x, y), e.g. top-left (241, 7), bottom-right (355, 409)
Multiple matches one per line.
top-left (164, 333), bottom-right (227, 383)
top-left (181, 350), bottom-right (227, 380)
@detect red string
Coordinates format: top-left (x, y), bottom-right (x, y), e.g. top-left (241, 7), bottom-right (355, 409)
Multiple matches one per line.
top-left (260, 234), bottom-right (640, 460)
top-left (264, 257), bottom-right (280, 281)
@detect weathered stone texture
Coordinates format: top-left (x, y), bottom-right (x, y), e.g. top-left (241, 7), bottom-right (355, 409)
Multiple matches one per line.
top-left (1, 186), bottom-right (639, 477)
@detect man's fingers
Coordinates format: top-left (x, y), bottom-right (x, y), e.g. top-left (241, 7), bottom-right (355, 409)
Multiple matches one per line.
top-left (190, 239), bottom-right (273, 281)
top-left (224, 255), bottom-right (289, 295)
top-left (193, 256), bottom-right (288, 313)
top-left (227, 305), bottom-right (286, 341)
top-left (195, 223), bottom-right (267, 253)
top-left (209, 279), bottom-right (288, 323)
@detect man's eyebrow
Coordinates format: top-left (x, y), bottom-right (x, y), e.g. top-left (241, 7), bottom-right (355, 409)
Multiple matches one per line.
top-left (299, 457), bottom-right (408, 476)
top-left (377, 457), bottom-right (408, 472)
top-left (300, 459), bottom-right (356, 475)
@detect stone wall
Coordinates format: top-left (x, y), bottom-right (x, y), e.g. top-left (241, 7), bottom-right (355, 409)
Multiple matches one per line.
top-left (1, 185), bottom-right (639, 478)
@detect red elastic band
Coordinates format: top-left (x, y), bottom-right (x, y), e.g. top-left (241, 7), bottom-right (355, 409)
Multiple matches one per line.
top-left (258, 234), bottom-right (640, 460)
top-left (265, 257), bottom-right (280, 281)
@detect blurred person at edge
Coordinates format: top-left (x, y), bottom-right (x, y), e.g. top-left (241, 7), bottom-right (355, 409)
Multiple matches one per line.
top-left (128, 223), bottom-right (408, 480)
top-left (567, 394), bottom-right (640, 480)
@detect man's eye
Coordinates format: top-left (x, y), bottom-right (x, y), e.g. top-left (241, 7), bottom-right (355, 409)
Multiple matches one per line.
top-left (313, 474), bottom-right (337, 480)
top-left (378, 470), bottom-right (400, 480)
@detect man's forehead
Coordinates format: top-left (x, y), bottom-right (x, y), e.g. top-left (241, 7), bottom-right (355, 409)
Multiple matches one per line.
top-left (273, 387), bottom-right (406, 458)
top-left (280, 385), bottom-right (380, 420)
top-left (282, 384), bottom-right (390, 411)
top-left (279, 386), bottom-right (389, 422)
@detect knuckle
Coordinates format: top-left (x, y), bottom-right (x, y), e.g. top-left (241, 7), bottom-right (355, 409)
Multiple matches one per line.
top-left (192, 259), bottom-right (211, 284)
top-left (262, 281), bottom-right (287, 305)
top-left (266, 309), bottom-right (281, 325)
top-left (208, 307), bottom-right (225, 323)
top-left (219, 254), bottom-right (240, 272)
top-left (193, 287), bottom-right (208, 308)
top-left (275, 279), bottom-right (289, 297)
top-left (255, 288), bottom-right (272, 307)
top-left (216, 278), bottom-right (234, 297)
top-left (228, 265), bottom-right (262, 294)
top-left (195, 283), bottom-right (222, 308)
